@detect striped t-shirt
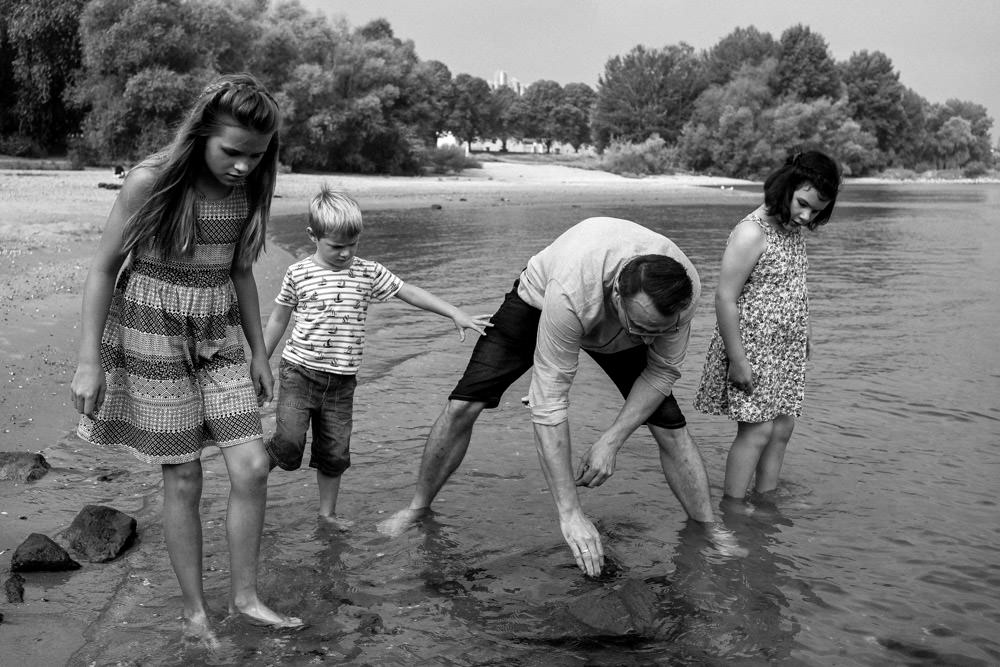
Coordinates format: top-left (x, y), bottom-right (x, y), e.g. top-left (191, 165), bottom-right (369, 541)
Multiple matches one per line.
top-left (276, 256), bottom-right (403, 374)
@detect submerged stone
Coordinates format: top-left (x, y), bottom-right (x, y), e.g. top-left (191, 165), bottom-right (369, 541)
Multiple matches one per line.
top-left (5, 573), bottom-right (26, 603)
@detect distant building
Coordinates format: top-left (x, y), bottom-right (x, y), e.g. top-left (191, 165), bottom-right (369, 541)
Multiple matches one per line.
top-left (490, 69), bottom-right (524, 96)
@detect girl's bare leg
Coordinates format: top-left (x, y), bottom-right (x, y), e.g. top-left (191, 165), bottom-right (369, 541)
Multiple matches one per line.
top-left (754, 414), bottom-right (794, 493)
top-left (162, 460), bottom-right (213, 640)
top-left (724, 420), bottom-right (774, 499)
top-left (221, 438), bottom-right (302, 627)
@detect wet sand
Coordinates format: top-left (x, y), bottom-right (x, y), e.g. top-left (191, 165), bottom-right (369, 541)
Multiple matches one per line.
top-left (0, 161), bottom-right (751, 663)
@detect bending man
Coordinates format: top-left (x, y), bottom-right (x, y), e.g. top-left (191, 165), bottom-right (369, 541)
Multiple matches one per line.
top-left (381, 217), bottom-right (718, 576)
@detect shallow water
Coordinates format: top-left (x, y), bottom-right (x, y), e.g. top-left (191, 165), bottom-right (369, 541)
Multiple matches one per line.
top-left (35, 184), bottom-right (1000, 665)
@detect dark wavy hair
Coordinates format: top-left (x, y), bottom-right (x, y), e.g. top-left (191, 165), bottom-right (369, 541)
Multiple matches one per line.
top-left (763, 149), bottom-right (842, 230)
top-left (121, 73), bottom-right (281, 267)
top-left (618, 254), bottom-right (693, 316)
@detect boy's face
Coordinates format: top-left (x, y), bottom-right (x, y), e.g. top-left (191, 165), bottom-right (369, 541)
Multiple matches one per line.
top-left (309, 228), bottom-right (359, 270)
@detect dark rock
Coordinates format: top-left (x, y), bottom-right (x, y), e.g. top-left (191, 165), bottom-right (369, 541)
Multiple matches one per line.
top-left (0, 452), bottom-right (50, 482)
top-left (5, 573), bottom-right (26, 603)
top-left (430, 203), bottom-right (443, 209)
top-left (565, 578), bottom-right (658, 637)
top-left (11, 533), bottom-right (81, 572)
top-left (355, 612), bottom-right (384, 635)
top-left (64, 504), bottom-right (137, 562)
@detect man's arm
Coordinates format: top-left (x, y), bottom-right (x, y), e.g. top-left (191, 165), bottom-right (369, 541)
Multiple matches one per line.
top-left (534, 420), bottom-right (605, 577)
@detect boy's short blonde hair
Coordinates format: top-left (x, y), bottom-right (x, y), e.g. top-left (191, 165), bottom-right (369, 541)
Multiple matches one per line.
top-left (308, 185), bottom-right (363, 237)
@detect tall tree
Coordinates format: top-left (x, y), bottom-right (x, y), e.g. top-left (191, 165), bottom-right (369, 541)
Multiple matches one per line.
top-left (592, 43), bottom-right (707, 150)
top-left (840, 50), bottom-right (907, 161)
top-left (556, 82), bottom-right (597, 150)
top-left (446, 73), bottom-right (492, 150)
top-left (4, 0), bottom-right (85, 152)
top-left (773, 25), bottom-right (841, 101)
top-left (517, 79), bottom-right (565, 152)
top-left (703, 26), bottom-right (777, 85)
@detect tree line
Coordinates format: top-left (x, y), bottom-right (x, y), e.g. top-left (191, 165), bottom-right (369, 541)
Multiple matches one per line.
top-left (0, 0), bottom-right (994, 178)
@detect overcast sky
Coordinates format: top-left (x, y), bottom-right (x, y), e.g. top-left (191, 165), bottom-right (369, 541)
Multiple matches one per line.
top-left (300, 0), bottom-right (999, 141)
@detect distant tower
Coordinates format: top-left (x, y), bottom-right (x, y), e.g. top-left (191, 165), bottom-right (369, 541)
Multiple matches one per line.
top-left (490, 70), bottom-right (524, 95)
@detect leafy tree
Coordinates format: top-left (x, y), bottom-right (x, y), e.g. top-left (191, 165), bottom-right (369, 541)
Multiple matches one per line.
top-left (488, 84), bottom-right (520, 151)
top-left (517, 79), bottom-right (565, 152)
top-left (401, 59), bottom-right (453, 148)
top-left (703, 26), bottom-right (777, 85)
top-left (773, 24), bottom-right (842, 101)
top-left (3, 0), bottom-right (85, 152)
top-left (446, 73), bottom-right (493, 150)
top-left (557, 82), bottom-right (597, 150)
top-left (935, 116), bottom-right (975, 169)
top-left (592, 43), bottom-right (707, 150)
top-left (840, 50), bottom-right (907, 162)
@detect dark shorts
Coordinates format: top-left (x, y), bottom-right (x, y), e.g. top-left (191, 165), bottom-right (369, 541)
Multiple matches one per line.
top-left (448, 280), bottom-right (686, 429)
top-left (265, 359), bottom-right (356, 477)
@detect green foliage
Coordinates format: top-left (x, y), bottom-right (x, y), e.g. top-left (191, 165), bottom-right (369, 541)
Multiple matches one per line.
top-left (419, 145), bottom-right (481, 174)
top-left (774, 25), bottom-right (842, 101)
top-left (592, 43), bottom-right (707, 150)
top-left (599, 134), bottom-right (678, 176)
top-left (446, 73), bottom-right (493, 149)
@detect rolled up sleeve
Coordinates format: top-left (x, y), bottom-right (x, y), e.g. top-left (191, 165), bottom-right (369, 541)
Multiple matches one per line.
top-left (528, 285), bottom-right (584, 426)
top-left (638, 320), bottom-right (692, 397)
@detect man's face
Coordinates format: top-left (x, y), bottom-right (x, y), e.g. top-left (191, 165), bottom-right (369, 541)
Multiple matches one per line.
top-left (613, 285), bottom-right (680, 336)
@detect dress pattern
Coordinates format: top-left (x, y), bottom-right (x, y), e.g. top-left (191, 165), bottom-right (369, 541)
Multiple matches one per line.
top-left (78, 185), bottom-right (263, 463)
top-left (694, 211), bottom-right (809, 422)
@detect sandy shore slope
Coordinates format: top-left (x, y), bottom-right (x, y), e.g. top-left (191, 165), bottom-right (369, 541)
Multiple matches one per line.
top-left (0, 161), bottom-right (752, 663)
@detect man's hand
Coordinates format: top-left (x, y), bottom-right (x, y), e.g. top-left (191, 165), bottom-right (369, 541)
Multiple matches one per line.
top-left (559, 510), bottom-right (605, 577)
top-left (574, 438), bottom-right (619, 487)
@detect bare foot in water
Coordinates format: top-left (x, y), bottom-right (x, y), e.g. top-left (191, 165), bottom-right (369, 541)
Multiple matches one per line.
top-left (319, 513), bottom-right (354, 531)
top-left (376, 507), bottom-right (426, 537)
top-left (182, 612), bottom-right (222, 650)
top-left (228, 600), bottom-right (305, 630)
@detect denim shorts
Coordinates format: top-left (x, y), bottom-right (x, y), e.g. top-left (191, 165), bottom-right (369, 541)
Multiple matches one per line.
top-left (448, 279), bottom-right (686, 429)
top-left (265, 359), bottom-right (356, 477)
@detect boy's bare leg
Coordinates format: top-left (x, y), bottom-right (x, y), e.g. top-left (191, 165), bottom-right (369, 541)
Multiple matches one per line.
top-left (377, 400), bottom-right (485, 535)
top-left (317, 470), bottom-right (353, 530)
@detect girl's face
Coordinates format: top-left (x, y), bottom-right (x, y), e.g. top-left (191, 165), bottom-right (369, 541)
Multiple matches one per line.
top-left (310, 229), bottom-right (359, 271)
top-left (202, 121), bottom-right (273, 188)
top-left (787, 183), bottom-right (831, 228)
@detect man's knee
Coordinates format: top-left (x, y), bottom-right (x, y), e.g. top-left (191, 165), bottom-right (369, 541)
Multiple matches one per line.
top-left (442, 399), bottom-right (486, 429)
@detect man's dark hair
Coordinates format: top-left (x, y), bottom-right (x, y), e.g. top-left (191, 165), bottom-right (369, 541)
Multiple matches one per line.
top-left (618, 255), bottom-right (693, 315)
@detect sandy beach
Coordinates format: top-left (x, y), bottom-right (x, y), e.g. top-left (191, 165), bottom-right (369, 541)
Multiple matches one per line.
top-left (0, 161), bottom-right (756, 663)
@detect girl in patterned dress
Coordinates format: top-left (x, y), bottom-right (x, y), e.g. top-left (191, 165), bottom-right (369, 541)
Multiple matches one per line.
top-left (70, 73), bottom-right (303, 639)
top-left (694, 150), bottom-right (841, 501)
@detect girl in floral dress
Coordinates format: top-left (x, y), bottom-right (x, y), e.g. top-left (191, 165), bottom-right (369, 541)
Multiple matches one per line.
top-left (695, 150), bottom-right (841, 501)
top-left (71, 73), bottom-right (302, 640)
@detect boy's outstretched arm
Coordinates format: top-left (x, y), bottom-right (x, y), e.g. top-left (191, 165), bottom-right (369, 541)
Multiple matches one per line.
top-left (263, 303), bottom-right (294, 358)
top-left (395, 283), bottom-right (492, 341)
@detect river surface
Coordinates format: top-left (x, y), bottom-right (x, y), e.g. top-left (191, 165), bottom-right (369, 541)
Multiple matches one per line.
top-left (26, 183), bottom-right (1000, 665)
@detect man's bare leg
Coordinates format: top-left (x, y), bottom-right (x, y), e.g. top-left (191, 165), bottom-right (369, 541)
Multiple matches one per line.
top-left (378, 399), bottom-right (485, 535)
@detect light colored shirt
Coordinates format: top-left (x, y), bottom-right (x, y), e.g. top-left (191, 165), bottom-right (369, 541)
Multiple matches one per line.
top-left (517, 217), bottom-right (701, 426)
top-left (276, 256), bottom-right (403, 375)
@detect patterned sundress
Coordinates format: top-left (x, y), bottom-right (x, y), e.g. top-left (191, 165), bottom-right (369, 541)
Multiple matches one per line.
top-left (78, 185), bottom-right (264, 464)
top-left (694, 211), bottom-right (809, 423)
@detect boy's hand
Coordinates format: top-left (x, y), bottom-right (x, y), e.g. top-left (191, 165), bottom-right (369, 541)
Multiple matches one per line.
top-left (249, 354), bottom-right (274, 405)
top-left (452, 312), bottom-right (493, 342)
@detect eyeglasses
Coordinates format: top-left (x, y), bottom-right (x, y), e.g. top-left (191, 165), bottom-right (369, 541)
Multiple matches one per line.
top-left (612, 279), bottom-right (680, 336)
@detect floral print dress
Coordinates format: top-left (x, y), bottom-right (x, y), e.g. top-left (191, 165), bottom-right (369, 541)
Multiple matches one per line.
top-left (694, 211), bottom-right (809, 423)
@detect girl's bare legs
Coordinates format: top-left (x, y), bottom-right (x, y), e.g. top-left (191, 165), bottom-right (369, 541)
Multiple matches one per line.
top-left (754, 414), bottom-right (794, 494)
top-left (161, 460), bottom-right (213, 640)
top-left (220, 438), bottom-right (302, 626)
top-left (724, 420), bottom-right (774, 499)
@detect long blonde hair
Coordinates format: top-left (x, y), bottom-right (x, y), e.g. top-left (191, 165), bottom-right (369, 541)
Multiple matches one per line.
top-left (121, 73), bottom-right (281, 267)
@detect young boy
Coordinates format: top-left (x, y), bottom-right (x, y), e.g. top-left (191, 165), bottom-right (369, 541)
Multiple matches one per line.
top-left (263, 186), bottom-right (491, 528)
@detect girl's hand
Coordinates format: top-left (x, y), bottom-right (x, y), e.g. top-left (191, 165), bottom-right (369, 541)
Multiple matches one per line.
top-left (249, 354), bottom-right (274, 406)
top-left (71, 362), bottom-right (106, 418)
top-left (727, 358), bottom-right (755, 394)
top-left (451, 312), bottom-right (493, 342)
